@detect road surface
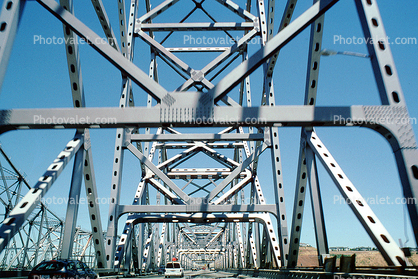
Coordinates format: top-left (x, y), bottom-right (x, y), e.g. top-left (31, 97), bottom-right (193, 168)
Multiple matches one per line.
top-left (118, 270), bottom-right (259, 279)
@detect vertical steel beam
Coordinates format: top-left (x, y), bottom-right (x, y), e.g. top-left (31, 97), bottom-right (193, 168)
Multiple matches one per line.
top-left (137, 213), bottom-right (144, 273)
top-left (267, 127), bottom-right (289, 267)
top-left (117, 0), bottom-right (127, 57)
top-left (131, 225), bottom-right (140, 273)
top-left (105, 114), bottom-right (128, 268)
top-left (259, 225), bottom-right (268, 268)
top-left (305, 145), bottom-right (329, 265)
top-left (33, 207), bottom-right (45, 265)
top-left (58, 0), bottom-right (106, 265)
top-left (303, 16), bottom-right (324, 107)
top-left (157, 223), bottom-right (166, 267)
top-left (258, 0), bottom-right (291, 266)
top-left (113, 0), bottom-right (153, 265)
top-left (0, 0), bottom-right (26, 91)
top-left (256, 0), bottom-right (268, 45)
top-left (58, 0), bottom-right (85, 261)
top-left (61, 141), bottom-right (85, 259)
top-left (288, 0), bottom-right (324, 266)
top-left (235, 222), bottom-right (245, 268)
top-left (253, 222), bottom-right (261, 268)
top-left (141, 229), bottom-right (153, 271)
top-left (263, 83), bottom-right (289, 267)
top-left (21, 217), bottom-right (34, 268)
top-left (59, 0), bottom-right (85, 109)
top-left (123, 224), bottom-right (131, 271)
top-left (288, 143), bottom-right (308, 267)
top-left (105, 0), bottom-right (138, 261)
top-left (266, 0), bottom-right (275, 42)
top-left (83, 130), bottom-right (106, 268)
top-left (246, 223), bottom-right (258, 268)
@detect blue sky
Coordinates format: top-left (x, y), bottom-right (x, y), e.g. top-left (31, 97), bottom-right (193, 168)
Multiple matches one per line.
top-left (0, 0), bottom-right (418, 251)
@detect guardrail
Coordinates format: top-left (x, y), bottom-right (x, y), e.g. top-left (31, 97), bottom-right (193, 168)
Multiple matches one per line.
top-left (226, 268), bottom-right (418, 279)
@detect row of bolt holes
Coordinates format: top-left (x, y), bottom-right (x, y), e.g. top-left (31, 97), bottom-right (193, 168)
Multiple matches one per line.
top-left (3, 140), bottom-right (80, 226)
top-left (365, 0), bottom-right (400, 104)
top-left (0, 2), bottom-right (14, 32)
top-left (84, 152), bottom-right (103, 250)
top-left (293, 136), bottom-right (394, 246)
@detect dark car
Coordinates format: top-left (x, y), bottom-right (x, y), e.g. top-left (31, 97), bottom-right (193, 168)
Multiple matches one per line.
top-left (28, 259), bottom-right (98, 279)
top-left (158, 266), bottom-right (166, 274)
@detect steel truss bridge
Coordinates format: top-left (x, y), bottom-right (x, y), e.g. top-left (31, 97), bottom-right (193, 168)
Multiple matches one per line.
top-left (0, 0), bottom-right (418, 276)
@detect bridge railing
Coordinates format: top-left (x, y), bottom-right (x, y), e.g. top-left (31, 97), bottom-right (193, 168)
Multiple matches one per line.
top-left (225, 268), bottom-right (418, 279)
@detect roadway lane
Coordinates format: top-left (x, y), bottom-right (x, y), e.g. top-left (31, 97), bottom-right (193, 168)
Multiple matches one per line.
top-left (185, 270), bottom-right (238, 278)
top-left (118, 270), bottom-right (255, 279)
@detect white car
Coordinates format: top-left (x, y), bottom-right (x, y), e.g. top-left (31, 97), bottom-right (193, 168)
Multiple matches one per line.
top-left (164, 262), bottom-right (184, 278)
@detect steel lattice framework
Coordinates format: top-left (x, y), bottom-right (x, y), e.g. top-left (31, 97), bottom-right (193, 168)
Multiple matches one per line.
top-left (0, 0), bottom-right (417, 272)
top-left (0, 146), bottom-right (98, 269)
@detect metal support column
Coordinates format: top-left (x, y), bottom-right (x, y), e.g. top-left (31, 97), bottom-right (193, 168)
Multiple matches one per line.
top-left (0, 0), bottom-right (26, 90)
top-left (61, 138), bottom-right (85, 258)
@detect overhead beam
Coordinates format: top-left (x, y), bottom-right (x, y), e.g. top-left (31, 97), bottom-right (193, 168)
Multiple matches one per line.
top-left (117, 204), bottom-right (278, 218)
top-left (0, 105), bottom-right (412, 131)
top-left (130, 213), bottom-right (278, 225)
top-left (130, 133), bottom-right (265, 142)
top-left (137, 22), bottom-right (256, 31)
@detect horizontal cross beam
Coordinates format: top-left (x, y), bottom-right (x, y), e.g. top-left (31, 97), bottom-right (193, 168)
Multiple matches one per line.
top-left (137, 22), bottom-right (256, 32)
top-left (118, 204), bottom-right (277, 218)
top-left (0, 105), bottom-right (400, 133)
top-left (129, 133), bottom-right (265, 142)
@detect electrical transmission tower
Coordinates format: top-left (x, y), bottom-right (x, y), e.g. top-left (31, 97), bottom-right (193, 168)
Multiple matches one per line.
top-left (0, 0), bottom-right (417, 272)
